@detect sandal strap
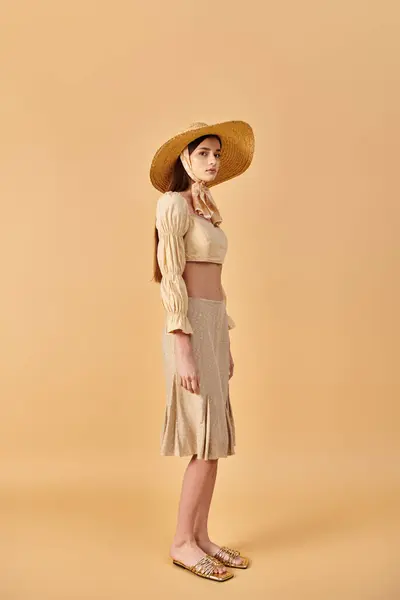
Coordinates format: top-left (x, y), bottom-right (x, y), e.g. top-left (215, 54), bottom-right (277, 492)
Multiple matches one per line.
top-left (191, 554), bottom-right (223, 575)
top-left (215, 546), bottom-right (240, 562)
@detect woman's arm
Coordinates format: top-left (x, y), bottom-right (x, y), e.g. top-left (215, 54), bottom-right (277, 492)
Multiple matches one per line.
top-left (156, 192), bottom-right (201, 393)
top-left (156, 192), bottom-right (193, 335)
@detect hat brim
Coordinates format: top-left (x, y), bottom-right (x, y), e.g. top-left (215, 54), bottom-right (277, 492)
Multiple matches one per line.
top-left (149, 120), bottom-right (255, 193)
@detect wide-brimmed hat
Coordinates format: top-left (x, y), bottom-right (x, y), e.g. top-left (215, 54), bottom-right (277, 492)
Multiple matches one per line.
top-left (149, 120), bottom-right (255, 193)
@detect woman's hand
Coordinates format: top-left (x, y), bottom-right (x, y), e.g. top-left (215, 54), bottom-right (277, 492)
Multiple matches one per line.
top-left (174, 333), bottom-right (200, 394)
top-left (229, 348), bottom-right (234, 379)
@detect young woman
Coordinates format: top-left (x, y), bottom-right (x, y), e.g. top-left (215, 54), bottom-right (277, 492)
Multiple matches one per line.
top-left (150, 121), bottom-right (255, 582)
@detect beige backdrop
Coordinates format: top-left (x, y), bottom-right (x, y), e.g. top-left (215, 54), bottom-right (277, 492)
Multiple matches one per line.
top-left (1, 1), bottom-right (399, 599)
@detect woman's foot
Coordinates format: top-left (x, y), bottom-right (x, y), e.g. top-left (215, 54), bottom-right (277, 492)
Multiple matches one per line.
top-left (195, 538), bottom-right (246, 566)
top-left (170, 540), bottom-right (228, 574)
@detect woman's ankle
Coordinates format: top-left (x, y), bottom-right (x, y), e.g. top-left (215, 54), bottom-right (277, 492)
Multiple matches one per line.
top-left (171, 535), bottom-right (197, 548)
top-left (194, 531), bottom-right (211, 543)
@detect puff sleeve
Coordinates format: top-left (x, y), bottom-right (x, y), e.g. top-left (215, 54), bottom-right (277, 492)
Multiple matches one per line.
top-left (222, 285), bottom-right (236, 330)
top-left (156, 192), bottom-right (193, 335)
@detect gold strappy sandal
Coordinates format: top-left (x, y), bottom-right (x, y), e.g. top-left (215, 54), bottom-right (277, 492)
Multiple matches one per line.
top-left (172, 554), bottom-right (234, 581)
top-left (213, 546), bottom-right (250, 569)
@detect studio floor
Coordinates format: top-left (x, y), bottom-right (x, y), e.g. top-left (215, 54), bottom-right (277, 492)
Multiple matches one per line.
top-left (1, 454), bottom-right (398, 600)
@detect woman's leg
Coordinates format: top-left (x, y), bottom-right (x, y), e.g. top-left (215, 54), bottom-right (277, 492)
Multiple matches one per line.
top-left (194, 459), bottom-right (246, 566)
top-left (170, 455), bottom-right (227, 573)
top-left (193, 458), bottom-right (218, 541)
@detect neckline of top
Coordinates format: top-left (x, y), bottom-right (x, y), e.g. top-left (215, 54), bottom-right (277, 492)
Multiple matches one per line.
top-left (168, 191), bottom-right (217, 225)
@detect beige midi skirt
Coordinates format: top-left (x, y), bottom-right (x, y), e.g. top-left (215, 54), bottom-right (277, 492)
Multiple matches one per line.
top-left (160, 296), bottom-right (236, 460)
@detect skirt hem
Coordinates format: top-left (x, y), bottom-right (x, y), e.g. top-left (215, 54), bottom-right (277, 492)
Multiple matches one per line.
top-left (160, 448), bottom-right (236, 460)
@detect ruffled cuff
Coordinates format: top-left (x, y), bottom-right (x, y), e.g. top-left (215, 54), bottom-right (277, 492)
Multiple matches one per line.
top-left (166, 313), bottom-right (194, 335)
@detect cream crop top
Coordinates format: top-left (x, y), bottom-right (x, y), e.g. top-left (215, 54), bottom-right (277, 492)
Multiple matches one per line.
top-left (156, 191), bottom-right (235, 335)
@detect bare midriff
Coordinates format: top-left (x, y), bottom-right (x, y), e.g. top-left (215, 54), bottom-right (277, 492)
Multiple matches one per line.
top-left (183, 261), bottom-right (224, 301)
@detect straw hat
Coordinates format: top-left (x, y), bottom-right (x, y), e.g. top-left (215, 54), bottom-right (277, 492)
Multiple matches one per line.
top-left (149, 120), bottom-right (255, 193)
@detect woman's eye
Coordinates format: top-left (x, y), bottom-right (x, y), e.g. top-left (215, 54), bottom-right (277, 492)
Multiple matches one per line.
top-left (199, 151), bottom-right (220, 158)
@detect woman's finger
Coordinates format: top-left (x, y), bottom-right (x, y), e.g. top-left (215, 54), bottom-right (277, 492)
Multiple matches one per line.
top-left (186, 376), bottom-right (195, 393)
top-left (192, 376), bottom-right (200, 394)
top-left (187, 374), bottom-right (198, 394)
top-left (180, 374), bottom-right (200, 394)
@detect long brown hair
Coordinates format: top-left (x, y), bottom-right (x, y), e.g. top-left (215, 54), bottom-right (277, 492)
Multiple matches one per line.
top-left (152, 134), bottom-right (222, 283)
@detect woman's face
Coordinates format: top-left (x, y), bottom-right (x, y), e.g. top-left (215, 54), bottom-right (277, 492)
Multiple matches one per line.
top-left (190, 137), bottom-right (221, 183)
